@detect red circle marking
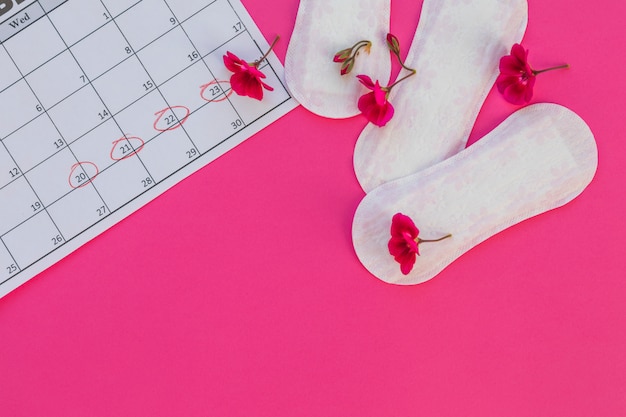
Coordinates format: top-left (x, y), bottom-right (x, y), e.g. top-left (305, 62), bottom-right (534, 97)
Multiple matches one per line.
top-left (110, 136), bottom-right (145, 161)
top-left (68, 161), bottom-right (99, 189)
top-left (200, 80), bottom-right (233, 103)
top-left (153, 106), bottom-right (190, 132)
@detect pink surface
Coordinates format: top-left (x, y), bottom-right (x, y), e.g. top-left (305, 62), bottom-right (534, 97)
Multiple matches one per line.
top-left (1, 0), bottom-right (625, 415)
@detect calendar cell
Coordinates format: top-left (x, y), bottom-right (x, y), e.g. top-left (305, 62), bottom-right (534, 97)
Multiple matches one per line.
top-left (92, 56), bottom-right (152, 114)
top-left (91, 154), bottom-right (152, 211)
top-left (182, 0), bottom-right (243, 57)
top-left (71, 22), bottom-right (133, 80)
top-left (24, 148), bottom-right (79, 206)
top-left (0, 146), bottom-right (21, 189)
top-left (226, 64), bottom-right (289, 125)
top-left (180, 99), bottom-right (243, 153)
top-left (113, 89), bottom-right (168, 144)
top-left (2, 14), bottom-right (65, 75)
top-left (159, 60), bottom-right (217, 114)
top-left (0, 47), bottom-right (22, 92)
top-left (47, 184), bottom-right (106, 239)
top-left (137, 27), bottom-right (198, 86)
top-left (48, 0), bottom-right (109, 46)
top-left (0, 79), bottom-right (42, 139)
top-left (2, 211), bottom-right (63, 269)
top-left (3, 113), bottom-right (63, 173)
top-left (70, 119), bottom-right (125, 173)
top-left (0, 176), bottom-right (41, 236)
top-left (47, 86), bottom-right (109, 143)
top-left (115, 0), bottom-right (177, 51)
top-left (0, 240), bottom-right (20, 281)
top-left (166, 0), bottom-right (213, 22)
top-left (25, 50), bottom-right (86, 109)
top-left (135, 127), bottom-right (197, 182)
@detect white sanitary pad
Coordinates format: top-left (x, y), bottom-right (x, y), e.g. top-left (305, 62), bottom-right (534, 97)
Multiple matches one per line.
top-left (352, 104), bottom-right (598, 285)
top-left (354, 0), bottom-right (528, 192)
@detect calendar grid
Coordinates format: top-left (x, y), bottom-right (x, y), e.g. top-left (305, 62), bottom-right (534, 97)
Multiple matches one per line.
top-left (0, 8), bottom-right (261, 144)
top-left (0, 0), bottom-right (217, 97)
top-left (37, 0), bottom-right (117, 214)
top-left (98, 0), bottom-right (202, 165)
top-left (41, 0), bottom-right (158, 197)
top-left (0, 0), bottom-right (296, 296)
top-left (1, 40), bottom-right (72, 252)
top-left (0, 55), bottom-right (272, 200)
top-left (161, 0), bottom-right (247, 134)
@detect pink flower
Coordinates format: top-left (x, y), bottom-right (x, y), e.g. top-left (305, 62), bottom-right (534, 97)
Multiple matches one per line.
top-left (496, 44), bottom-right (569, 105)
top-left (223, 51), bottom-right (273, 101)
top-left (388, 213), bottom-right (452, 275)
top-left (388, 213), bottom-right (420, 275)
top-left (496, 44), bottom-right (536, 105)
top-left (357, 75), bottom-right (394, 127)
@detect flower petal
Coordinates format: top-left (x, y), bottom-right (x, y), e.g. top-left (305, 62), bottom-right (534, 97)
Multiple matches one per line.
top-left (244, 77), bottom-right (264, 100)
top-left (260, 79), bottom-right (274, 92)
top-left (230, 72), bottom-right (262, 100)
top-left (247, 65), bottom-right (267, 79)
top-left (224, 51), bottom-right (243, 73)
top-left (356, 74), bottom-right (376, 90)
top-left (502, 79), bottom-right (531, 105)
top-left (496, 73), bottom-right (517, 94)
top-left (511, 43), bottom-right (528, 65)
top-left (373, 83), bottom-right (387, 106)
top-left (390, 213), bottom-right (419, 238)
top-left (499, 55), bottom-right (524, 75)
top-left (400, 252), bottom-right (417, 275)
top-left (376, 101), bottom-right (394, 127)
top-left (388, 236), bottom-right (407, 257)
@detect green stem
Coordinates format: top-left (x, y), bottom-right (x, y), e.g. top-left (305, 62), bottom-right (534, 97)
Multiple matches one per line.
top-left (419, 234), bottom-right (452, 244)
top-left (532, 64), bottom-right (569, 75)
top-left (350, 40), bottom-right (371, 59)
top-left (254, 35), bottom-right (280, 67)
top-left (392, 50), bottom-right (414, 72)
top-left (387, 69), bottom-right (416, 91)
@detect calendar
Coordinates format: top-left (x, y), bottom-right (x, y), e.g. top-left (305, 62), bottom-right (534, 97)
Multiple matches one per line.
top-left (0, 0), bottom-right (297, 298)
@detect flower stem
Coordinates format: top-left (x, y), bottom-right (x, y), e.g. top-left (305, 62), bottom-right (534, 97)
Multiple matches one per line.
top-left (351, 40), bottom-right (372, 55)
top-left (419, 234), bottom-right (452, 244)
top-left (254, 35), bottom-right (280, 67)
top-left (391, 50), bottom-right (414, 72)
top-left (387, 69), bottom-right (416, 91)
top-left (532, 64), bottom-right (570, 75)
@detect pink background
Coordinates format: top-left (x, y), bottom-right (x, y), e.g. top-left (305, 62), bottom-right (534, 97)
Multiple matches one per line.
top-left (1, 0), bottom-right (625, 415)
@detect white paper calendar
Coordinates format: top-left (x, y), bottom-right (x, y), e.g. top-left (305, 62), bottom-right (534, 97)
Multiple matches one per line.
top-left (0, 0), bottom-right (297, 298)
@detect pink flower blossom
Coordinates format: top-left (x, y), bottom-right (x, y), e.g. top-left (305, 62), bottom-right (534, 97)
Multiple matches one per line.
top-left (496, 44), bottom-right (569, 105)
top-left (388, 213), bottom-right (452, 275)
top-left (496, 44), bottom-right (536, 105)
top-left (223, 51), bottom-right (273, 101)
top-left (388, 213), bottom-right (420, 275)
top-left (357, 75), bottom-right (394, 127)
